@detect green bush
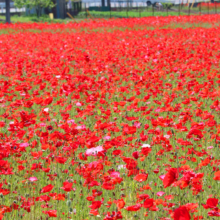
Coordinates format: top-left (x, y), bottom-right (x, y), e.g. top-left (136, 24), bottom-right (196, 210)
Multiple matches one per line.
top-left (161, 3), bottom-right (174, 9)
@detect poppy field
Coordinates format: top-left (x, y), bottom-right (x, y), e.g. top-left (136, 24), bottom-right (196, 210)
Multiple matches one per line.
top-left (0, 15), bottom-right (220, 220)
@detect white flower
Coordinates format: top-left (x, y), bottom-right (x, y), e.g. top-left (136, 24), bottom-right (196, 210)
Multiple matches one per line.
top-left (117, 165), bottom-right (125, 170)
top-left (142, 144), bottom-right (151, 148)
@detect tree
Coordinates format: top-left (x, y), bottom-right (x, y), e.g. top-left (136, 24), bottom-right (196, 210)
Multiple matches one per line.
top-left (14, 0), bottom-right (55, 17)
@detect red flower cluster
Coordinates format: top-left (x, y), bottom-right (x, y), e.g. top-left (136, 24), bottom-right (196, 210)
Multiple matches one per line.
top-left (0, 15), bottom-right (219, 219)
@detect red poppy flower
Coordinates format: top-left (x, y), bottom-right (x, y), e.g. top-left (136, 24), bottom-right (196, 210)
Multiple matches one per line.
top-left (89, 209), bottom-right (99, 216)
top-left (208, 210), bottom-right (220, 217)
top-left (55, 157), bottom-right (67, 164)
top-left (124, 203), bottom-right (141, 212)
top-left (114, 198), bottom-right (125, 210)
top-left (36, 195), bottom-right (50, 202)
top-left (51, 193), bottom-right (65, 201)
top-left (41, 184), bottom-right (54, 193)
top-left (141, 147), bottom-right (152, 156)
top-left (174, 206), bottom-right (191, 220)
top-left (132, 151), bottom-right (139, 159)
top-left (102, 182), bottom-right (115, 190)
top-left (0, 188), bottom-right (10, 196)
top-left (163, 168), bottom-right (179, 188)
top-left (202, 198), bottom-right (218, 209)
top-left (61, 182), bottom-right (75, 192)
top-left (47, 210), bottom-right (57, 217)
top-left (134, 173), bottom-right (148, 182)
top-left (0, 121), bottom-right (5, 128)
top-left (213, 171), bottom-right (220, 181)
top-left (104, 211), bottom-right (123, 220)
top-left (143, 198), bottom-right (154, 209)
top-left (122, 157), bottom-right (138, 170)
top-left (112, 150), bottom-right (122, 156)
top-left (89, 201), bottom-right (102, 209)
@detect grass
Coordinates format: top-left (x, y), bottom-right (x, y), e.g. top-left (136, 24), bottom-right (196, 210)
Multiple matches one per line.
top-left (172, 5), bottom-right (220, 13)
top-left (0, 14), bottom-right (70, 23)
top-left (77, 9), bottom-right (187, 18)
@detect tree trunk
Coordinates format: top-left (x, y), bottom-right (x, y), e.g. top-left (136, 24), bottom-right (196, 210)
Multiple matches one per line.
top-left (101, 0), bottom-right (105, 7)
top-left (51, 0), bottom-right (57, 18)
top-left (36, 6), bottom-right (42, 18)
top-left (107, 0), bottom-right (110, 9)
top-left (5, 0), bottom-right (10, 23)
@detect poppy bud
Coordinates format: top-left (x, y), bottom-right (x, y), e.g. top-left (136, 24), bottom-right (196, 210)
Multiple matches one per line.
top-left (67, 200), bottom-right (72, 207)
